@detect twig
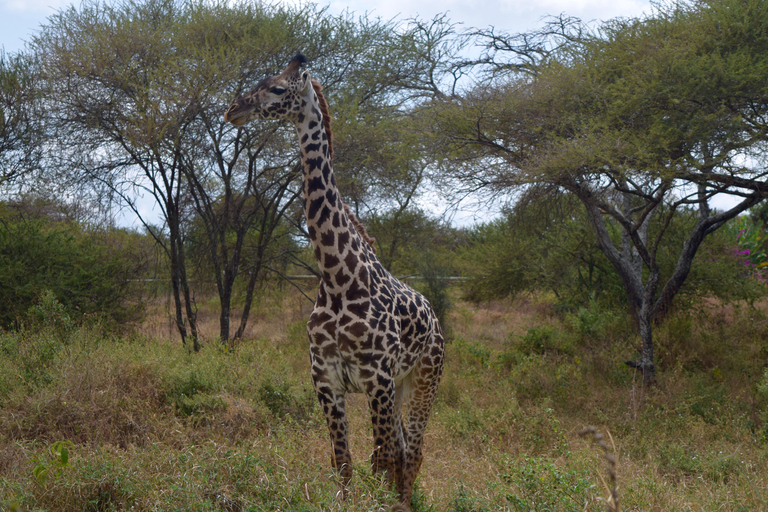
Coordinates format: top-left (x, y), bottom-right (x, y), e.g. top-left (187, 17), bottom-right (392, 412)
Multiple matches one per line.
top-left (579, 426), bottom-right (619, 512)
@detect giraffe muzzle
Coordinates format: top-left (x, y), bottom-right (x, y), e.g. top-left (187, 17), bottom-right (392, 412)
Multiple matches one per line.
top-left (224, 104), bottom-right (247, 126)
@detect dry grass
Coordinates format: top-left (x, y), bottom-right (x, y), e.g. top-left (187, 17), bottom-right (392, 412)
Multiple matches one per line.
top-left (1, 290), bottom-right (767, 511)
top-left (450, 295), bottom-right (558, 349)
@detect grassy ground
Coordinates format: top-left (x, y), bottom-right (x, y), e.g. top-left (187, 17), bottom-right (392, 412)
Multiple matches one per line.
top-left (1, 288), bottom-right (767, 511)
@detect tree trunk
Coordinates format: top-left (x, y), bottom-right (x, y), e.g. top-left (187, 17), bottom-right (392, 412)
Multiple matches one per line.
top-left (219, 275), bottom-right (232, 346)
top-left (178, 247), bottom-right (200, 352)
top-left (637, 305), bottom-right (656, 385)
top-left (169, 207), bottom-right (200, 352)
top-left (233, 255), bottom-right (263, 344)
top-left (572, 183), bottom-right (659, 383)
top-left (168, 213), bottom-right (189, 348)
top-left (170, 260), bottom-right (188, 347)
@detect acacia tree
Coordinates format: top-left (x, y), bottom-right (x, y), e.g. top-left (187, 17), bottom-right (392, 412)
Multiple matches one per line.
top-left (0, 50), bottom-right (40, 184)
top-left (328, 15), bottom-right (468, 271)
top-left (33, 0), bottom-right (453, 346)
top-left (435, 0), bottom-right (768, 383)
top-left (32, 0), bottom-right (310, 348)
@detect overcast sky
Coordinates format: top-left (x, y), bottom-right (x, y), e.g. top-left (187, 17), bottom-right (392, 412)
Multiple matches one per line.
top-left (1, 0), bottom-right (653, 54)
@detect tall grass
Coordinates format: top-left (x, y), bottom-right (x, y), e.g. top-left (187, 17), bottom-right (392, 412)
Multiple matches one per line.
top-left (1, 291), bottom-right (767, 511)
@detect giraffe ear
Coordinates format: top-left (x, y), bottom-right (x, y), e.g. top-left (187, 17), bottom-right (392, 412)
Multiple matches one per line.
top-left (300, 70), bottom-right (312, 94)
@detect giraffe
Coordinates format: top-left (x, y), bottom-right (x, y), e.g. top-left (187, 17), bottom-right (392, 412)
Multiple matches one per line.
top-left (224, 54), bottom-right (444, 511)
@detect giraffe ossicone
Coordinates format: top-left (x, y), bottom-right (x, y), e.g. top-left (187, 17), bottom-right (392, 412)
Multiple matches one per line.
top-left (225, 53), bottom-right (444, 511)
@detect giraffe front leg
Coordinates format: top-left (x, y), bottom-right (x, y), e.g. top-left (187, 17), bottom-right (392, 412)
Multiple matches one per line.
top-left (311, 369), bottom-right (352, 498)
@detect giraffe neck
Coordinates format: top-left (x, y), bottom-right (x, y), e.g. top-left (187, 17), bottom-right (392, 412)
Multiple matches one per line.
top-left (294, 88), bottom-right (366, 288)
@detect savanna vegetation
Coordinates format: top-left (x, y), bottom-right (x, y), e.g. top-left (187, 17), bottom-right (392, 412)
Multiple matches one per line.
top-left (2, 0), bottom-right (768, 510)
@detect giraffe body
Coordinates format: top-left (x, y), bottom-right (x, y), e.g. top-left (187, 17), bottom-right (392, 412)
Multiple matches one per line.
top-left (224, 54), bottom-right (444, 511)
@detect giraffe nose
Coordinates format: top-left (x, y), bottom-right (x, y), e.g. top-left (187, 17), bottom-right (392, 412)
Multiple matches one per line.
top-left (224, 104), bottom-right (238, 123)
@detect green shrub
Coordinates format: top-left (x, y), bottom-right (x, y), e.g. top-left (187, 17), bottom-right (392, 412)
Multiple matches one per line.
top-left (448, 487), bottom-right (490, 512)
top-left (686, 375), bottom-right (730, 425)
top-left (165, 370), bottom-right (222, 417)
top-left (499, 455), bottom-right (593, 512)
top-left (33, 440), bottom-right (74, 486)
top-left (565, 305), bottom-right (621, 342)
top-left (415, 251), bottom-right (453, 335)
top-left (657, 443), bottom-right (702, 477)
top-left (26, 291), bottom-right (75, 342)
top-left (2, 293), bottom-right (77, 387)
top-left (757, 368), bottom-right (768, 442)
top-left (258, 381), bottom-right (317, 422)
top-left (516, 326), bottom-right (573, 356)
top-left (258, 381), bottom-right (294, 417)
top-left (0, 204), bottom-right (147, 329)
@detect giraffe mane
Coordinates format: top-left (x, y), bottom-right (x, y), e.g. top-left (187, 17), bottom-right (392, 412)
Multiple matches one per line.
top-left (311, 80), bottom-right (334, 161)
top-left (344, 203), bottom-right (377, 254)
top-left (312, 79), bottom-right (376, 253)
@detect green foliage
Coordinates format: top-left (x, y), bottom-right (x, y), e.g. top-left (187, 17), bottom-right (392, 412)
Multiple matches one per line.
top-left (519, 404), bottom-right (569, 456)
top-left (409, 482), bottom-right (437, 512)
top-left (257, 380), bottom-right (316, 422)
top-left (258, 381), bottom-right (293, 417)
top-left (26, 291), bottom-right (75, 341)
top-left (564, 304), bottom-right (625, 344)
top-left (439, 0), bottom-right (768, 381)
top-left (497, 304), bottom-right (632, 406)
top-left (686, 374), bottom-right (731, 425)
top-left (166, 370), bottom-right (224, 417)
top-left (0, 293), bottom-right (84, 390)
top-left (656, 443), bottom-right (702, 477)
top-left (463, 199), bottom-right (768, 315)
top-left (516, 326), bottom-right (572, 356)
top-left (724, 210), bottom-right (768, 293)
top-left (0, 203), bottom-right (146, 329)
top-left (33, 440), bottom-right (74, 486)
top-left (735, 215), bottom-right (768, 268)
top-left (757, 368), bottom-right (768, 442)
top-left (657, 212), bottom-right (768, 307)
top-left (460, 196), bottom-right (625, 309)
top-left (499, 455), bottom-right (593, 512)
top-left (364, 207), bottom-right (459, 275)
top-left (415, 251), bottom-right (453, 334)
top-left (0, 49), bottom-right (41, 183)
top-left (448, 487), bottom-right (490, 512)
top-left (439, 394), bottom-right (487, 441)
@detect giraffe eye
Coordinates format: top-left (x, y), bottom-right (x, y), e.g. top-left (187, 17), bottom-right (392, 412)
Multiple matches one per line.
top-left (270, 87), bottom-right (286, 95)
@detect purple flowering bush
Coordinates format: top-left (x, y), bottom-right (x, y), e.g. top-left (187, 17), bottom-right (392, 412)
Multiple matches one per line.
top-left (732, 216), bottom-right (768, 286)
top-left (682, 213), bottom-right (768, 307)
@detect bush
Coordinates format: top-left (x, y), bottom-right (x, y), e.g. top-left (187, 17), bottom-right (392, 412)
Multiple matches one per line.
top-left (459, 195), bottom-right (625, 309)
top-left (757, 368), bottom-right (768, 442)
top-left (499, 455), bottom-right (593, 511)
top-left (517, 326), bottom-right (573, 356)
top-left (415, 251), bottom-right (453, 335)
top-left (0, 203), bottom-right (147, 329)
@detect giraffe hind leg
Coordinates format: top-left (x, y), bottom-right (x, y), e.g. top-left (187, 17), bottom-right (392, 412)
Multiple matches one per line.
top-left (366, 376), bottom-right (404, 491)
top-left (398, 333), bottom-right (445, 510)
top-left (392, 379), bottom-right (408, 495)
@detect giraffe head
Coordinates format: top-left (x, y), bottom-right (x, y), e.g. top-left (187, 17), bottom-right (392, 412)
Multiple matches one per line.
top-left (224, 53), bottom-right (311, 126)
